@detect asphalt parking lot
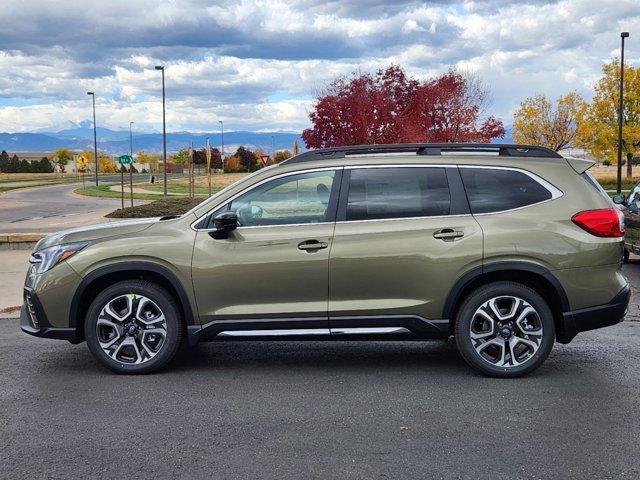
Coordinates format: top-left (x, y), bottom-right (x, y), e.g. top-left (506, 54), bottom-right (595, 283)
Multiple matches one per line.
top-left (2, 264), bottom-right (640, 479)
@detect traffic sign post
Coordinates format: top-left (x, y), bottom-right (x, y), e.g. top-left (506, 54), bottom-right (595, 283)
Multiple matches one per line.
top-left (118, 155), bottom-right (134, 208)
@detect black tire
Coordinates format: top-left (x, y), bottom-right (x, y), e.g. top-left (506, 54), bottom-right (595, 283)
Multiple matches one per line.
top-left (454, 281), bottom-right (555, 378)
top-left (623, 249), bottom-right (630, 264)
top-left (84, 280), bottom-right (183, 374)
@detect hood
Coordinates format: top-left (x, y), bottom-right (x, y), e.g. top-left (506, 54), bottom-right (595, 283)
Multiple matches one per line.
top-left (34, 218), bottom-right (160, 251)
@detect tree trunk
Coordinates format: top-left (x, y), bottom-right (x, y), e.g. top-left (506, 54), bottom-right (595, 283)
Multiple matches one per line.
top-left (627, 153), bottom-right (633, 179)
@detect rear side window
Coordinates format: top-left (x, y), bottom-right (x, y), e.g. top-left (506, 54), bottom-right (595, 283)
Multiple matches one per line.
top-left (346, 167), bottom-right (450, 221)
top-left (460, 168), bottom-right (552, 214)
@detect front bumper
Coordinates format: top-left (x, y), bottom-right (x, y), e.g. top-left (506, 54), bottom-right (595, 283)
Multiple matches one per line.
top-left (557, 284), bottom-right (630, 343)
top-left (20, 289), bottom-right (81, 343)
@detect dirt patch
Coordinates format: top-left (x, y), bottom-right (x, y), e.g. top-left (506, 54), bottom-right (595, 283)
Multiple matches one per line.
top-left (106, 197), bottom-right (204, 218)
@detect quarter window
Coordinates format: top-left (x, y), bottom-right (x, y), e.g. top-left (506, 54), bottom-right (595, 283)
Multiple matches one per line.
top-left (460, 168), bottom-right (553, 214)
top-left (346, 167), bottom-right (451, 221)
top-left (212, 170), bottom-right (336, 227)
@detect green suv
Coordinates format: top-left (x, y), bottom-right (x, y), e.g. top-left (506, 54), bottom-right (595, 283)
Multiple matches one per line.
top-left (21, 143), bottom-right (629, 377)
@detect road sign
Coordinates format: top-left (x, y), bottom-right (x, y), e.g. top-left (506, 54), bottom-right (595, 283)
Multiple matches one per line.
top-left (260, 155), bottom-right (270, 166)
top-left (118, 155), bottom-right (133, 165)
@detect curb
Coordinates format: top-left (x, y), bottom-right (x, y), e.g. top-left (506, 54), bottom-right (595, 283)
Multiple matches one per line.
top-left (0, 233), bottom-right (45, 250)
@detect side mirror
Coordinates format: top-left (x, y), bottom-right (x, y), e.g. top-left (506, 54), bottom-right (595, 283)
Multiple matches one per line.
top-left (613, 194), bottom-right (626, 205)
top-left (208, 212), bottom-right (238, 239)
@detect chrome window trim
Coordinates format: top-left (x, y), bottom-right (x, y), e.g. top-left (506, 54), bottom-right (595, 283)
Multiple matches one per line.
top-left (457, 165), bottom-right (564, 216)
top-left (191, 163), bottom-right (564, 230)
top-left (190, 166), bottom-right (342, 231)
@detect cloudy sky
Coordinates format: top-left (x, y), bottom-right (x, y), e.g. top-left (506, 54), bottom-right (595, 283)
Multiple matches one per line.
top-left (0, 0), bottom-right (638, 134)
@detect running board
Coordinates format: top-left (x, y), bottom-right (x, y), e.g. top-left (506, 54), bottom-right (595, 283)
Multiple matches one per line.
top-left (216, 327), bottom-right (412, 338)
top-left (187, 315), bottom-right (450, 345)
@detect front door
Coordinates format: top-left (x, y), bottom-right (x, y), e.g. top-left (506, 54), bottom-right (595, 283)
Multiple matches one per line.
top-left (328, 166), bottom-right (483, 336)
top-left (192, 168), bottom-right (341, 335)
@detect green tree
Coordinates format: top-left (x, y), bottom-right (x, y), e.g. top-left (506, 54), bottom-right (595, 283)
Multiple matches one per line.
top-left (235, 146), bottom-right (257, 172)
top-left (17, 159), bottom-right (32, 173)
top-left (7, 154), bottom-right (19, 173)
top-left (273, 150), bottom-right (292, 163)
top-left (170, 149), bottom-right (190, 166)
top-left (35, 157), bottom-right (54, 173)
top-left (54, 148), bottom-right (73, 173)
top-left (0, 150), bottom-right (9, 172)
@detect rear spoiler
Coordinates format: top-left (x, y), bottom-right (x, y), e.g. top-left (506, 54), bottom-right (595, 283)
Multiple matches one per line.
top-left (565, 156), bottom-right (596, 174)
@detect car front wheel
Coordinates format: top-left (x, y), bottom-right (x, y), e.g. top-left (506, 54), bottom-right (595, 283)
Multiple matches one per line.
top-left (84, 280), bottom-right (183, 374)
top-left (454, 282), bottom-right (555, 378)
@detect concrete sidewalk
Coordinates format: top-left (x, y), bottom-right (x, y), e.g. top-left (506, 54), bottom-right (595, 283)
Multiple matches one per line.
top-left (0, 250), bottom-right (30, 317)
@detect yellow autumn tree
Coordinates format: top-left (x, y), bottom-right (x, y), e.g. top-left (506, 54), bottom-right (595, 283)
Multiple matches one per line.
top-left (577, 60), bottom-right (640, 176)
top-left (513, 92), bottom-right (587, 152)
top-left (137, 151), bottom-right (161, 173)
top-left (98, 156), bottom-right (118, 173)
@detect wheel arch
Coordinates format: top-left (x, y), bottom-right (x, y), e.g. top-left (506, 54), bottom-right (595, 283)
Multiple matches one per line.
top-left (443, 262), bottom-right (570, 339)
top-left (70, 262), bottom-right (196, 342)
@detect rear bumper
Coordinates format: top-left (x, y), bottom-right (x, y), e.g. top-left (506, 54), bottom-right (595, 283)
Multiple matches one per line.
top-left (557, 284), bottom-right (630, 343)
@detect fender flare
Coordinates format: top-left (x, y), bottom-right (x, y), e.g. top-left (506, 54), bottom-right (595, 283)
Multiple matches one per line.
top-left (69, 261), bottom-right (196, 328)
top-left (442, 261), bottom-right (571, 320)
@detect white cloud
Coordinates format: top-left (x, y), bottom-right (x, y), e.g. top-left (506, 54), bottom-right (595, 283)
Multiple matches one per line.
top-left (0, 0), bottom-right (638, 133)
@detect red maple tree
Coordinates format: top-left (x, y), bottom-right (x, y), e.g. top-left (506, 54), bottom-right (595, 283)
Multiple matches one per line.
top-left (302, 66), bottom-right (504, 148)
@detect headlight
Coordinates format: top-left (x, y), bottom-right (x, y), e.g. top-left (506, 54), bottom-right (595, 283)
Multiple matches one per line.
top-left (29, 242), bottom-right (89, 274)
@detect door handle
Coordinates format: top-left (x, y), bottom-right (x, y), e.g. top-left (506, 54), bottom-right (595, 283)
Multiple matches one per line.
top-left (298, 240), bottom-right (328, 251)
top-left (433, 229), bottom-right (464, 241)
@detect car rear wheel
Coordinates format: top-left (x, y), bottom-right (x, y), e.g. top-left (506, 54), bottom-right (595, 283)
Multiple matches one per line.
top-left (454, 282), bottom-right (555, 378)
top-left (84, 280), bottom-right (183, 374)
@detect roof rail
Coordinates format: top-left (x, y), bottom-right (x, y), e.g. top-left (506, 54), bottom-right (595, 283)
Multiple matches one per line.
top-left (282, 143), bottom-right (562, 164)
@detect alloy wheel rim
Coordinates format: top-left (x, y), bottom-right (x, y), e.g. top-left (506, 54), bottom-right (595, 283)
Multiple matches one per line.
top-left (96, 294), bottom-right (167, 365)
top-left (469, 296), bottom-right (543, 368)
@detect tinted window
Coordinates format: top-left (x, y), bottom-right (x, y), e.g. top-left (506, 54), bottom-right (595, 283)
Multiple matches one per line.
top-left (460, 168), bottom-right (552, 214)
top-left (212, 170), bottom-right (336, 227)
top-left (346, 167), bottom-right (450, 221)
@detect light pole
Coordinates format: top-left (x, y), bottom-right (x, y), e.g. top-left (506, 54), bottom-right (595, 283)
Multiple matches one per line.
top-left (155, 65), bottom-right (167, 196)
top-left (129, 121), bottom-right (134, 158)
top-left (218, 120), bottom-right (224, 171)
top-left (617, 32), bottom-right (630, 190)
top-left (271, 135), bottom-right (275, 156)
top-left (87, 91), bottom-right (98, 186)
top-left (129, 121), bottom-right (134, 207)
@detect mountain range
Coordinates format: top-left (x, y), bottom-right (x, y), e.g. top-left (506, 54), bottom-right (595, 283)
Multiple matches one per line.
top-left (0, 121), bottom-right (515, 155)
top-left (1, 121), bottom-right (305, 155)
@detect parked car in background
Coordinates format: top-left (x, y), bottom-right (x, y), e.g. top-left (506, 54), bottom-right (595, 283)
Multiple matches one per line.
top-left (21, 143), bottom-right (629, 378)
top-left (614, 182), bottom-right (640, 263)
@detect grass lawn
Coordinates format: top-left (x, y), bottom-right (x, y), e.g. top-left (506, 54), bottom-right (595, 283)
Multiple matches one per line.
top-left (0, 174), bottom-right (79, 193)
top-left (74, 185), bottom-right (163, 201)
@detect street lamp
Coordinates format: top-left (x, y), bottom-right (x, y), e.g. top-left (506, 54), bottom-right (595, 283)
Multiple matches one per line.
top-left (129, 121), bottom-right (134, 157)
top-left (218, 120), bottom-right (224, 171)
top-left (129, 121), bottom-right (134, 208)
top-left (617, 32), bottom-right (630, 194)
top-left (155, 65), bottom-right (167, 196)
top-left (87, 91), bottom-right (98, 186)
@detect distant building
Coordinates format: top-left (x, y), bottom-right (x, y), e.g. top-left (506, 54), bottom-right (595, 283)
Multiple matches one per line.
top-left (11, 151), bottom-right (54, 163)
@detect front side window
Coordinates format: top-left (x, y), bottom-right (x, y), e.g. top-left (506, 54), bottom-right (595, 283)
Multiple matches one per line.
top-left (460, 168), bottom-right (553, 214)
top-left (346, 167), bottom-right (451, 221)
top-left (212, 170), bottom-right (336, 227)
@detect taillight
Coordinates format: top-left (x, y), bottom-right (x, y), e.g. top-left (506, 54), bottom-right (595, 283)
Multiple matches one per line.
top-left (571, 209), bottom-right (625, 238)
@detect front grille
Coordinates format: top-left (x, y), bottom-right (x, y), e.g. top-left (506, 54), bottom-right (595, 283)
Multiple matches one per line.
top-left (24, 292), bottom-right (39, 329)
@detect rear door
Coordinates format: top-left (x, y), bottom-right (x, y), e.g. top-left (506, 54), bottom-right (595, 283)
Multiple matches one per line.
top-left (327, 165), bottom-right (483, 336)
